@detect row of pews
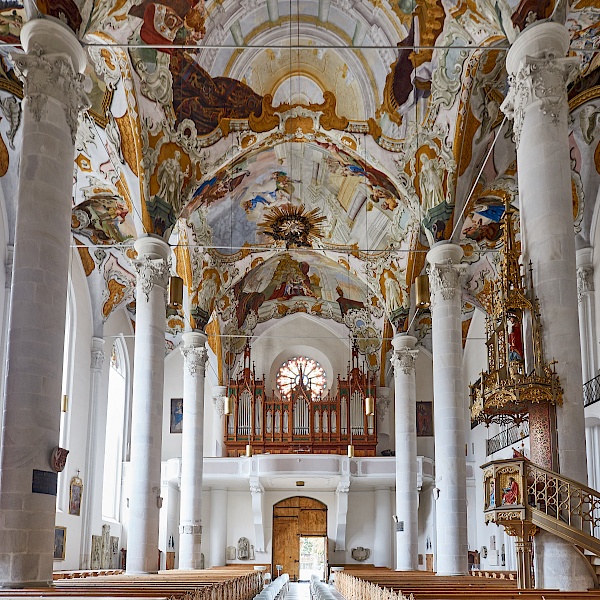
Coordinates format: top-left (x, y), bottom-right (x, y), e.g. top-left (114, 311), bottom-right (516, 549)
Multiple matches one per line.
top-left (335, 567), bottom-right (600, 600)
top-left (0, 568), bottom-right (262, 600)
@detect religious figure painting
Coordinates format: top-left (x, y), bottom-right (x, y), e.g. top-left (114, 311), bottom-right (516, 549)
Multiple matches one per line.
top-left (68, 475), bottom-right (83, 516)
top-left (170, 398), bottom-right (183, 433)
top-left (54, 526), bottom-right (66, 561)
top-left (502, 476), bottom-right (519, 505)
top-left (416, 402), bottom-right (433, 436)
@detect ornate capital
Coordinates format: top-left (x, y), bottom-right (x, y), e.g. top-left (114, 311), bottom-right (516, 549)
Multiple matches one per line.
top-left (212, 395), bottom-right (226, 417)
top-left (391, 348), bottom-right (418, 375)
top-left (181, 345), bottom-right (208, 376)
top-left (500, 52), bottom-right (578, 149)
top-left (11, 43), bottom-right (90, 144)
top-left (428, 260), bottom-right (464, 308)
top-left (577, 266), bottom-right (594, 302)
top-left (132, 255), bottom-right (169, 302)
top-left (377, 397), bottom-right (391, 422)
top-left (91, 348), bottom-right (105, 371)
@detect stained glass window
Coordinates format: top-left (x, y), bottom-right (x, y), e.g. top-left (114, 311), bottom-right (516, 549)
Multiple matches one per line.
top-left (276, 356), bottom-right (326, 400)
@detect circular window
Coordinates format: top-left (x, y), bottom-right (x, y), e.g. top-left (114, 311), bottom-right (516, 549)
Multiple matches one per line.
top-left (276, 357), bottom-right (326, 400)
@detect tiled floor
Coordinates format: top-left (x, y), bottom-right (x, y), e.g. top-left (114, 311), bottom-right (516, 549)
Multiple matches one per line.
top-left (287, 582), bottom-right (311, 600)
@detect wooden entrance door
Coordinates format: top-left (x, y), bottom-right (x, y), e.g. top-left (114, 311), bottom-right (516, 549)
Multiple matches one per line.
top-left (272, 496), bottom-right (327, 581)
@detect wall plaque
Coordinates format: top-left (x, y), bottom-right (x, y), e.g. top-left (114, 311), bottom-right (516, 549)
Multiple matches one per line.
top-left (32, 469), bottom-right (58, 496)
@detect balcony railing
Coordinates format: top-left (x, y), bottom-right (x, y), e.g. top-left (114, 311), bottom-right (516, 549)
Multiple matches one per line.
top-left (584, 373), bottom-right (600, 407)
top-left (486, 422), bottom-right (529, 456)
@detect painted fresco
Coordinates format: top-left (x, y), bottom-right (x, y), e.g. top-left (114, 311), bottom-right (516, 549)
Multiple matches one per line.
top-left (72, 195), bottom-right (136, 245)
top-left (0, 1), bottom-right (23, 44)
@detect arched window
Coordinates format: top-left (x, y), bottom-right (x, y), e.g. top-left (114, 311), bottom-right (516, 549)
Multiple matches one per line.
top-left (276, 357), bottom-right (326, 401)
top-left (102, 338), bottom-right (128, 520)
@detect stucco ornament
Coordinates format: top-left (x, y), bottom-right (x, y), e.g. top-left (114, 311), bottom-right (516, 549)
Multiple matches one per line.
top-left (391, 348), bottom-right (418, 375)
top-left (181, 345), bottom-right (208, 376)
top-left (427, 259), bottom-right (466, 309)
top-left (132, 255), bottom-right (169, 302)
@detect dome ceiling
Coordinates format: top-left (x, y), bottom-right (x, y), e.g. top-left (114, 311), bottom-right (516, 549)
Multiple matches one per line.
top-left (0, 0), bottom-right (597, 374)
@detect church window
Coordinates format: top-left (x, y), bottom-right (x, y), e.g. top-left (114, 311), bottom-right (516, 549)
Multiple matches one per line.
top-left (276, 356), bottom-right (326, 400)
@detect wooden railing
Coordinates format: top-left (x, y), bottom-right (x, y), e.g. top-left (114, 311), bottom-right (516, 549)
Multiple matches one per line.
top-left (334, 571), bottom-right (414, 600)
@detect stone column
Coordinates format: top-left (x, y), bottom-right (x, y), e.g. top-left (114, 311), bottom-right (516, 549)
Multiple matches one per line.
top-left (209, 488), bottom-right (228, 567)
top-left (426, 242), bottom-right (468, 576)
top-left (0, 19), bottom-right (88, 588)
top-left (501, 23), bottom-right (593, 591)
top-left (577, 248), bottom-right (596, 385)
top-left (391, 334), bottom-right (419, 571)
top-left (373, 488), bottom-right (393, 568)
top-left (179, 331), bottom-right (208, 570)
top-left (501, 21), bottom-right (586, 483)
top-left (212, 385), bottom-right (227, 457)
top-left (126, 235), bottom-right (170, 574)
top-left (80, 337), bottom-right (106, 568)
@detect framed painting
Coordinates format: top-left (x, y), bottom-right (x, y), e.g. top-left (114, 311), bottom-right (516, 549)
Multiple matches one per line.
top-left (54, 526), bottom-right (66, 561)
top-left (170, 398), bottom-right (183, 433)
top-left (69, 474), bottom-right (83, 516)
top-left (416, 402), bottom-right (434, 437)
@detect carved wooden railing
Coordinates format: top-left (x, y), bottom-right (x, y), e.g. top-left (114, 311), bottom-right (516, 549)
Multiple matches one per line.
top-left (334, 572), bottom-right (414, 600)
top-left (481, 458), bottom-right (600, 588)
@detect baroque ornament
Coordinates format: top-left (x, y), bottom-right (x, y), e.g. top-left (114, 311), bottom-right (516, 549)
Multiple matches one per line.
top-left (577, 266), bottom-right (594, 302)
top-left (428, 260), bottom-right (464, 308)
top-left (391, 348), bottom-right (417, 375)
top-left (132, 255), bottom-right (169, 302)
top-left (258, 203), bottom-right (326, 248)
top-left (181, 346), bottom-right (208, 376)
top-left (501, 51), bottom-right (579, 149)
top-left (11, 43), bottom-right (90, 144)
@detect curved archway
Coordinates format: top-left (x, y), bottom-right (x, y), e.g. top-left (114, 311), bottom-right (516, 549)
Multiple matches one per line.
top-left (272, 496), bottom-right (327, 581)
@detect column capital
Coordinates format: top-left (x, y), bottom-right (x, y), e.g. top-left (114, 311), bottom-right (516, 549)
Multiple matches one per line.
top-left (391, 334), bottom-right (418, 375)
top-left (577, 266), bottom-right (594, 302)
top-left (426, 243), bottom-right (465, 307)
top-left (11, 19), bottom-right (89, 144)
top-left (90, 337), bottom-right (105, 371)
top-left (182, 331), bottom-right (208, 348)
top-left (181, 345), bottom-right (207, 377)
top-left (500, 23), bottom-right (578, 149)
top-left (212, 385), bottom-right (227, 417)
top-left (132, 236), bottom-right (170, 302)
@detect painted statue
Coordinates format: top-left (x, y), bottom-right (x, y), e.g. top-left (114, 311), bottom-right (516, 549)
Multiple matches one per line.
top-left (157, 151), bottom-right (189, 214)
top-left (507, 314), bottom-right (524, 361)
top-left (384, 272), bottom-right (403, 312)
top-left (419, 155), bottom-right (445, 213)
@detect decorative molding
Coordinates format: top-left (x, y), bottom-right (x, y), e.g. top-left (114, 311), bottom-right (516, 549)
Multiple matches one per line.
top-left (132, 255), bottom-right (169, 302)
top-left (181, 345), bottom-right (208, 376)
top-left (500, 52), bottom-right (578, 149)
top-left (90, 348), bottom-right (105, 371)
top-left (428, 260), bottom-right (465, 308)
top-left (11, 43), bottom-right (90, 144)
top-left (577, 266), bottom-right (594, 302)
top-left (391, 348), bottom-right (418, 375)
top-left (213, 395), bottom-right (225, 417)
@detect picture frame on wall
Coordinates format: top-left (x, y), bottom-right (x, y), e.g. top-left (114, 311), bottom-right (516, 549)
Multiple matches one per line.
top-left (416, 401), bottom-right (434, 436)
top-left (69, 474), bottom-right (83, 516)
top-left (170, 397), bottom-right (183, 433)
top-left (54, 526), bottom-right (66, 561)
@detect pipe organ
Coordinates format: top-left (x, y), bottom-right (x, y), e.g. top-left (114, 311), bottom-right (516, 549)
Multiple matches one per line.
top-left (223, 347), bottom-right (378, 456)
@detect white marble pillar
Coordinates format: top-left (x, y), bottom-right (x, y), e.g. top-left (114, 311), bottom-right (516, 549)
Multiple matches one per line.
top-left (0, 19), bottom-right (88, 588)
top-left (373, 488), bottom-right (393, 568)
top-left (212, 385), bottom-right (227, 457)
top-left (80, 337), bottom-right (106, 568)
top-left (426, 242), bottom-right (468, 576)
top-left (126, 235), bottom-right (170, 574)
top-left (577, 248), bottom-right (596, 385)
top-left (391, 334), bottom-right (419, 571)
top-left (179, 331), bottom-right (208, 570)
top-left (501, 22), bottom-right (586, 484)
top-left (209, 488), bottom-right (228, 567)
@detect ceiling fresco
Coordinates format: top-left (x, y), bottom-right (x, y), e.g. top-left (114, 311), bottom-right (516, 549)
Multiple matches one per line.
top-left (0, 0), bottom-right (597, 378)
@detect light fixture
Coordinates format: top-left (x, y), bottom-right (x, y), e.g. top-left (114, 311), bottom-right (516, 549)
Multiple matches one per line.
top-left (296, 481), bottom-right (305, 487)
top-left (246, 444), bottom-right (253, 457)
top-left (365, 395), bottom-right (374, 416)
top-left (224, 395), bottom-right (232, 416)
top-left (61, 394), bottom-right (69, 413)
top-left (415, 274), bottom-right (430, 309)
top-left (168, 275), bottom-right (184, 308)
top-left (347, 444), bottom-right (354, 458)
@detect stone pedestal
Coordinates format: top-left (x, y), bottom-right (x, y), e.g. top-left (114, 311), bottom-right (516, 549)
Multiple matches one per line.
top-left (426, 243), bottom-right (468, 576)
top-left (502, 22), bottom-right (592, 591)
top-left (126, 235), bottom-right (170, 574)
top-left (178, 332), bottom-right (208, 570)
top-left (0, 18), bottom-right (88, 588)
top-left (391, 334), bottom-right (419, 571)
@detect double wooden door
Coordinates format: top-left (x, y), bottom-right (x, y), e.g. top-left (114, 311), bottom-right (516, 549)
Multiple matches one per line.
top-left (272, 496), bottom-right (327, 581)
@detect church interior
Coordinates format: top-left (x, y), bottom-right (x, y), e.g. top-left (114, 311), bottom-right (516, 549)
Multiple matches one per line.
top-left (1, 0), bottom-right (600, 596)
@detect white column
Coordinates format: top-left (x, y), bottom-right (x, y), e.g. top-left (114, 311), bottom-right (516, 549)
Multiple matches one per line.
top-left (577, 248), bottom-right (596, 385)
top-left (391, 334), bottom-right (419, 571)
top-left (178, 332), bottom-right (208, 570)
top-left (501, 22), bottom-right (586, 484)
top-left (373, 488), bottom-right (392, 568)
top-left (0, 19), bottom-right (88, 588)
top-left (212, 385), bottom-right (227, 457)
top-left (209, 488), bottom-right (228, 567)
top-left (426, 242), bottom-right (468, 576)
top-left (126, 235), bottom-right (170, 574)
top-left (80, 337), bottom-right (106, 568)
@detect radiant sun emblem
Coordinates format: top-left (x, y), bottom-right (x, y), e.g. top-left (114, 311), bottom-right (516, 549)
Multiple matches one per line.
top-left (276, 357), bottom-right (327, 400)
top-left (258, 203), bottom-right (326, 248)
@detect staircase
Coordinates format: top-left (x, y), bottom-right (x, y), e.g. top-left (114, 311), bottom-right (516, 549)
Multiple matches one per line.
top-left (481, 457), bottom-right (600, 587)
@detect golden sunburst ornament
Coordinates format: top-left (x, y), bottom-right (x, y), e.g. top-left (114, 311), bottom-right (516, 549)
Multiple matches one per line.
top-left (258, 204), bottom-right (326, 248)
